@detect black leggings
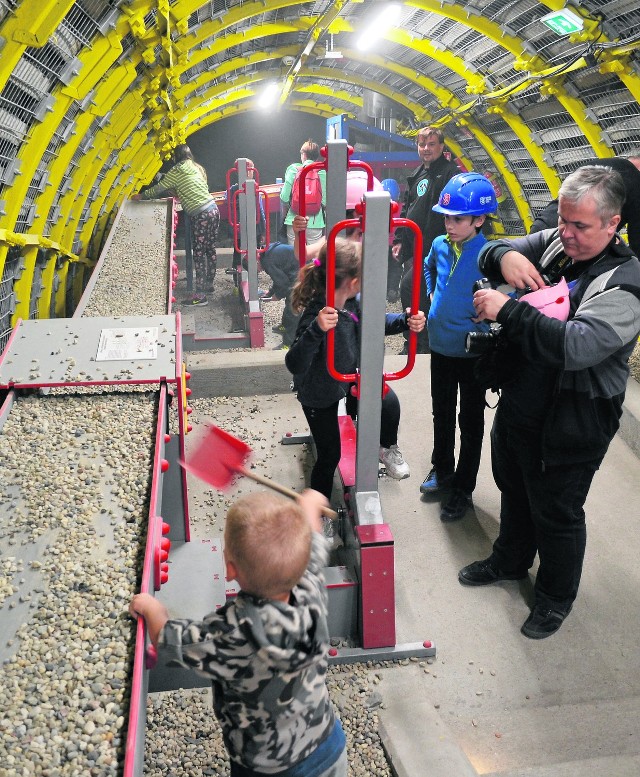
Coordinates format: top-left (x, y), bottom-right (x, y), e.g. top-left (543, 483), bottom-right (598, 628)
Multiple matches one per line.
top-left (302, 387), bottom-right (401, 500)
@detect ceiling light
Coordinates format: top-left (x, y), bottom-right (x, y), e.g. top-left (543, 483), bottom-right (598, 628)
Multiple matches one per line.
top-left (356, 3), bottom-right (401, 51)
top-left (258, 82), bottom-right (280, 108)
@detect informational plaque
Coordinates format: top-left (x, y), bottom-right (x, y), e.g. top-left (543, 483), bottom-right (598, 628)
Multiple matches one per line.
top-left (96, 327), bottom-right (159, 361)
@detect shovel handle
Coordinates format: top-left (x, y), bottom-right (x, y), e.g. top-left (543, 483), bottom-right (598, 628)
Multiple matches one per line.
top-left (237, 466), bottom-right (338, 519)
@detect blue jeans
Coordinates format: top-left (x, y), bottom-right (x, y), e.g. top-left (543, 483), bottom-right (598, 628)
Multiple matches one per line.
top-left (490, 410), bottom-right (601, 611)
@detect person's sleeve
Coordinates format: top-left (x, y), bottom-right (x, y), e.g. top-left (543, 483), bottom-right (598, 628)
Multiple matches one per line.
top-left (384, 311), bottom-right (409, 334)
top-left (477, 231), bottom-right (550, 281)
top-left (157, 611), bottom-right (233, 679)
top-left (392, 188), bottom-right (411, 246)
top-left (280, 164), bottom-right (296, 204)
top-left (529, 201), bottom-right (558, 234)
top-left (424, 245), bottom-right (437, 296)
top-left (625, 217), bottom-right (640, 258)
top-left (141, 169), bottom-right (176, 200)
top-left (497, 284), bottom-right (640, 371)
top-left (284, 310), bottom-right (325, 375)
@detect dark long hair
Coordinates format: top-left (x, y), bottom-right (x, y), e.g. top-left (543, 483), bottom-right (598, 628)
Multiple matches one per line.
top-left (291, 238), bottom-right (361, 313)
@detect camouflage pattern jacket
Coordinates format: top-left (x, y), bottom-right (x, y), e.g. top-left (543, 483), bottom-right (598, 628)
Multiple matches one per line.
top-left (158, 532), bottom-right (340, 774)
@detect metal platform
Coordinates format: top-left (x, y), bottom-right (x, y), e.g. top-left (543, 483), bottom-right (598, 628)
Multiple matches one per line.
top-left (0, 315), bottom-right (178, 388)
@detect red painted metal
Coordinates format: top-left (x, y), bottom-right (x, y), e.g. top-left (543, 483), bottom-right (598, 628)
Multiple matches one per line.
top-left (337, 415), bottom-right (356, 488)
top-left (356, 524), bottom-right (396, 649)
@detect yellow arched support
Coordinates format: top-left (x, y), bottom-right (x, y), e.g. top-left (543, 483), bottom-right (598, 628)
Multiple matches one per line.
top-left (0, 1), bottom-right (77, 93)
top-left (485, 101), bottom-right (562, 197)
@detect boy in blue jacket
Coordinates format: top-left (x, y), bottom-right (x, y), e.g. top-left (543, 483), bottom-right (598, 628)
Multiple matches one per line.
top-left (420, 173), bottom-right (498, 521)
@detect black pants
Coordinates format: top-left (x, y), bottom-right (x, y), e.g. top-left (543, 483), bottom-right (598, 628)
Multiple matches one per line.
top-left (387, 247), bottom-right (403, 297)
top-left (400, 259), bottom-right (430, 352)
top-left (430, 351), bottom-right (486, 494)
top-left (489, 411), bottom-right (601, 612)
top-left (302, 388), bottom-right (401, 500)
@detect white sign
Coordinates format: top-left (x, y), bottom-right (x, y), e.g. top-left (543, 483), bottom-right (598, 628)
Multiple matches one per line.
top-left (96, 327), bottom-right (159, 361)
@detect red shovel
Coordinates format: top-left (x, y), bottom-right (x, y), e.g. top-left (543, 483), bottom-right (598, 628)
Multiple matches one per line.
top-left (181, 423), bottom-right (337, 518)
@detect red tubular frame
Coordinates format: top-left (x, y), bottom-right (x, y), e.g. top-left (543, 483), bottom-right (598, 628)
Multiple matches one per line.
top-left (324, 212), bottom-right (423, 398)
top-left (296, 147), bottom-right (376, 267)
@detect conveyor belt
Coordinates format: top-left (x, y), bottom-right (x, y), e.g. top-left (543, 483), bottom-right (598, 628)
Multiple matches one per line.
top-left (0, 199), bottom-right (183, 775)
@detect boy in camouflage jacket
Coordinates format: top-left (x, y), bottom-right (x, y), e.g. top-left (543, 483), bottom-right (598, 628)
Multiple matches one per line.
top-left (130, 489), bottom-right (346, 777)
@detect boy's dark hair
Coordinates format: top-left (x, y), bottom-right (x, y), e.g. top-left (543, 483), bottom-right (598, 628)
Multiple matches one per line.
top-left (291, 238), bottom-right (361, 313)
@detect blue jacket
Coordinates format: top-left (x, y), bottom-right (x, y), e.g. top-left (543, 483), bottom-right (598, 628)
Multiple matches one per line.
top-left (424, 233), bottom-right (489, 358)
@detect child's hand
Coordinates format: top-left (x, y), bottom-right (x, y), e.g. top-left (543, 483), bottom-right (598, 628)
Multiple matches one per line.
top-left (317, 306), bottom-right (338, 332)
top-left (406, 309), bottom-right (426, 332)
top-left (292, 215), bottom-right (308, 233)
top-left (129, 593), bottom-right (169, 647)
top-left (298, 489), bottom-right (327, 533)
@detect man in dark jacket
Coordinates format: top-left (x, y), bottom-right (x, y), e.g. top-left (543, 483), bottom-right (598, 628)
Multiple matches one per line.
top-left (393, 127), bottom-right (459, 352)
top-left (530, 155), bottom-right (640, 256)
top-left (457, 166), bottom-right (640, 640)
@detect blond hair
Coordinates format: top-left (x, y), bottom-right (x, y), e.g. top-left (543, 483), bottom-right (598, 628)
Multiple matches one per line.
top-left (225, 492), bottom-right (311, 598)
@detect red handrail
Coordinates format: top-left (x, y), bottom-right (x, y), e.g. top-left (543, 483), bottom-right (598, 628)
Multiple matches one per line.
top-left (324, 207), bottom-right (423, 397)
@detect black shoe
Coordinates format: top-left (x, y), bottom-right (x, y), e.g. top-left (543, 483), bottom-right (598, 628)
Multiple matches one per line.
top-left (272, 324), bottom-right (285, 334)
top-left (420, 468), bottom-right (453, 495)
top-left (272, 343), bottom-right (289, 351)
top-left (458, 557), bottom-right (527, 587)
top-left (521, 604), bottom-right (571, 640)
top-left (440, 488), bottom-right (471, 522)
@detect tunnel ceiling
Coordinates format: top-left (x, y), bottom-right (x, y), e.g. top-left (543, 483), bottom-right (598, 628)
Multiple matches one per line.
top-left (1, 0), bottom-right (640, 258)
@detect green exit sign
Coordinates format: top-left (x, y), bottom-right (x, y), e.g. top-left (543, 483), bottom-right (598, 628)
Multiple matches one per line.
top-left (540, 9), bottom-right (584, 35)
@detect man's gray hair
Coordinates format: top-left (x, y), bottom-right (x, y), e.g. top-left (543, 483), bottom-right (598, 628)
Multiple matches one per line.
top-left (559, 165), bottom-right (625, 224)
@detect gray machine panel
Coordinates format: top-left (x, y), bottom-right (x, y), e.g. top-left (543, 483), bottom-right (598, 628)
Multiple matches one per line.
top-left (0, 315), bottom-right (178, 388)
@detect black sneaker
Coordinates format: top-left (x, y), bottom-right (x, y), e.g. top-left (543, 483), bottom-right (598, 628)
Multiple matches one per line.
top-left (440, 488), bottom-right (471, 522)
top-left (521, 604), bottom-right (571, 640)
top-left (420, 468), bottom-right (453, 495)
top-left (272, 324), bottom-right (286, 334)
top-left (458, 557), bottom-right (528, 587)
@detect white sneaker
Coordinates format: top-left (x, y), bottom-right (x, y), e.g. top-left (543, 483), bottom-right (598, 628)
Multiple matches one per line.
top-left (379, 445), bottom-right (410, 479)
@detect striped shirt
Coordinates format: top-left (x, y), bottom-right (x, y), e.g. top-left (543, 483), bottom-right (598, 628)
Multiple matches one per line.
top-left (141, 160), bottom-right (214, 216)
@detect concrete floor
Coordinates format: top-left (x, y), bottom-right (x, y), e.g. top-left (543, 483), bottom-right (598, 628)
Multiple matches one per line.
top-left (183, 345), bottom-right (640, 777)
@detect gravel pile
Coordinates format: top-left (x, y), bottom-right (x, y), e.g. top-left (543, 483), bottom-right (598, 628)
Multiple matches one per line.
top-left (0, 392), bottom-right (156, 775)
top-left (143, 660), bottom-right (415, 777)
top-left (0, 200), bottom-right (172, 775)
